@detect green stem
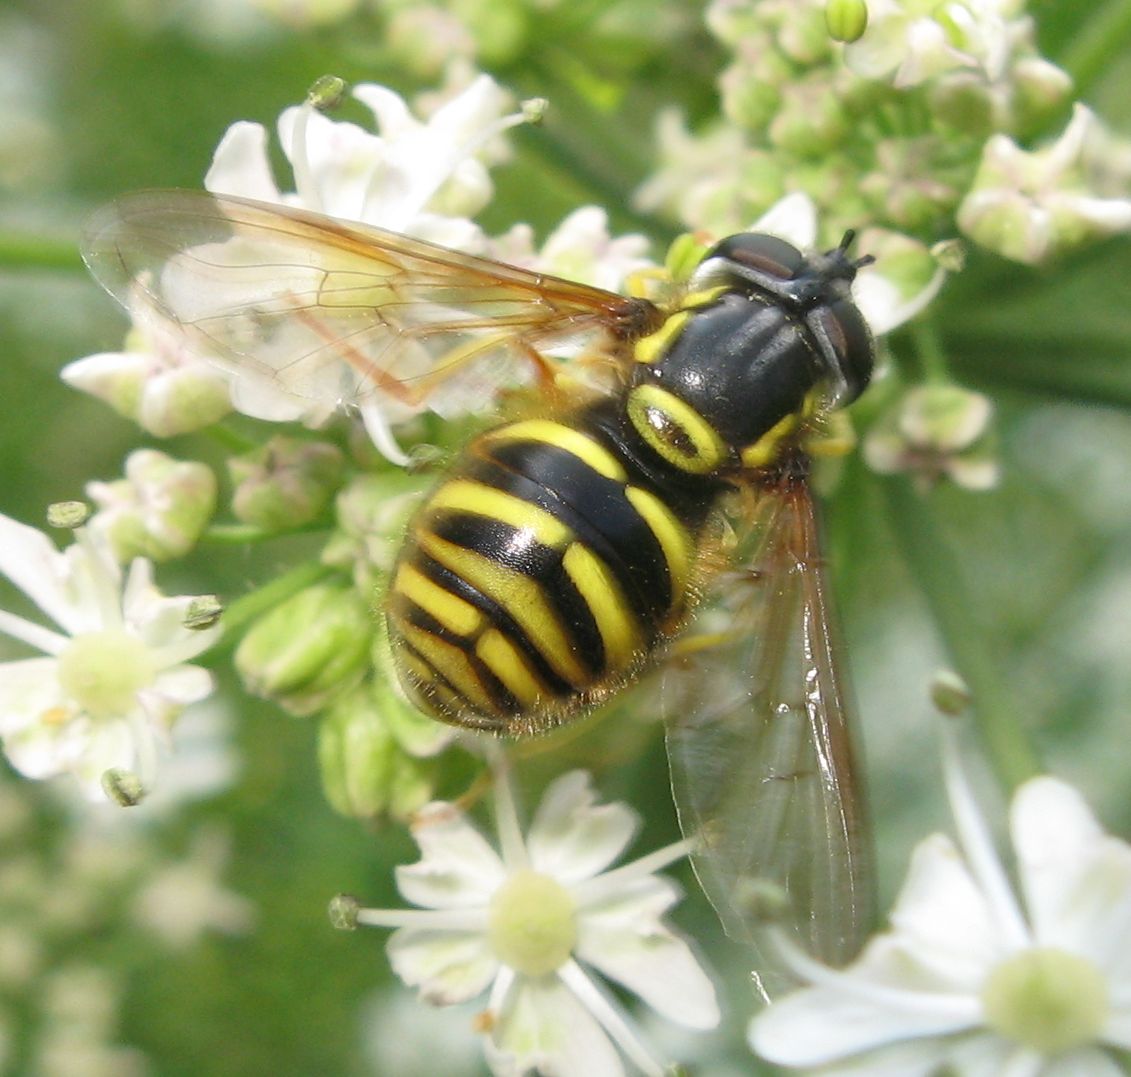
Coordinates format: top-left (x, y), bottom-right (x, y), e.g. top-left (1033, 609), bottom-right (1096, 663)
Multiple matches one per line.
top-left (215, 560), bottom-right (336, 646)
top-left (1057, 0), bottom-right (1131, 99)
top-left (0, 231), bottom-right (85, 272)
top-left (200, 523), bottom-right (328, 545)
top-left (206, 422), bottom-right (259, 456)
top-left (910, 317), bottom-right (952, 384)
top-left (879, 475), bottom-right (1042, 792)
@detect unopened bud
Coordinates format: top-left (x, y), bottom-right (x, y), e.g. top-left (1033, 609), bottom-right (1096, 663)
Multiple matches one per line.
top-left (234, 583), bottom-right (373, 716)
top-left (825, 0), bottom-right (868, 43)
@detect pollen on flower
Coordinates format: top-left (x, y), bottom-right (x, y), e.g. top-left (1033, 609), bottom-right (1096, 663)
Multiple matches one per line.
top-left (471, 1009), bottom-right (496, 1034)
top-left (487, 868), bottom-right (577, 977)
top-left (56, 631), bottom-right (158, 719)
top-left (981, 947), bottom-right (1109, 1055)
top-left (38, 706), bottom-right (70, 728)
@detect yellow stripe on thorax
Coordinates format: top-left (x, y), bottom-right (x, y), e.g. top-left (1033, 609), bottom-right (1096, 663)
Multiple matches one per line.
top-left (416, 530), bottom-right (590, 687)
top-left (633, 285), bottom-right (728, 366)
top-left (739, 412), bottom-right (801, 469)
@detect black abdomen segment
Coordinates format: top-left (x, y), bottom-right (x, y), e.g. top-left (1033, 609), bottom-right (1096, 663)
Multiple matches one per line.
top-left (386, 413), bottom-right (715, 734)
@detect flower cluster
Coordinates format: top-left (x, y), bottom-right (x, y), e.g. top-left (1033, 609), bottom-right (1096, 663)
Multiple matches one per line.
top-left (637, 0), bottom-right (1131, 490)
top-left (750, 725), bottom-right (1131, 1076)
top-left (335, 761), bottom-right (719, 1076)
top-left (0, 512), bottom-right (219, 803)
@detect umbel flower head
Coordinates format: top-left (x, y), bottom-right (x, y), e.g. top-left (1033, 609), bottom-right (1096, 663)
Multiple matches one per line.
top-left (750, 723), bottom-right (1131, 1075)
top-left (0, 513), bottom-right (219, 803)
top-left (335, 760), bottom-right (719, 1076)
top-left (64, 74), bottom-right (541, 462)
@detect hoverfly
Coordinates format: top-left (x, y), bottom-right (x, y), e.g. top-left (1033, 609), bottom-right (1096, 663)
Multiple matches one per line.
top-left (82, 190), bottom-right (876, 982)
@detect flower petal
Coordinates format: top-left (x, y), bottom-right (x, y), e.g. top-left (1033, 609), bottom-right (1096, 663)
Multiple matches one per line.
top-left (1012, 777), bottom-right (1131, 973)
top-left (1040, 1047), bottom-right (1130, 1077)
top-left (526, 771), bottom-right (639, 884)
top-left (0, 514), bottom-right (86, 635)
top-left (755, 1032), bottom-right (955, 1076)
top-left (752, 191), bottom-right (817, 250)
top-left (575, 875), bottom-right (719, 1029)
top-left (882, 832), bottom-right (1007, 989)
top-left (750, 978), bottom-right (980, 1066)
top-left (387, 926), bottom-right (498, 1006)
top-left (396, 801), bottom-right (506, 908)
top-left (0, 656), bottom-right (67, 736)
top-left (205, 121), bottom-right (282, 201)
top-left (149, 665), bottom-right (214, 707)
top-left (483, 976), bottom-right (624, 1077)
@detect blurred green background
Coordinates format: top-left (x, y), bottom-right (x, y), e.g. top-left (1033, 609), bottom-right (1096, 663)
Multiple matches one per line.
top-left (2, 0), bottom-right (1131, 1074)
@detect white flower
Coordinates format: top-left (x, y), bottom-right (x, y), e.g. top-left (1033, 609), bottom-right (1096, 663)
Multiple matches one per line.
top-left (958, 103), bottom-right (1131, 264)
top-left (61, 309), bottom-right (233, 438)
top-left (490, 206), bottom-right (653, 294)
top-left (205, 73), bottom-right (520, 251)
top-left (750, 729), bottom-right (1131, 1075)
top-left (845, 0), bottom-right (1019, 88)
top-left (346, 763), bottom-right (720, 1076)
top-left (198, 74), bottom-right (540, 463)
top-left (0, 514), bottom-right (219, 802)
top-left (72, 75), bottom-right (536, 464)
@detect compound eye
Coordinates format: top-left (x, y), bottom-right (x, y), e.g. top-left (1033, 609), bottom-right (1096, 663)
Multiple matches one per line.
top-left (808, 297), bottom-right (875, 404)
top-left (707, 233), bottom-right (806, 280)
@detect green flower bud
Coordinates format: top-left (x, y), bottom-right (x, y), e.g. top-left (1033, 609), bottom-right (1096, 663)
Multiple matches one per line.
top-left (1012, 58), bottom-right (1073, 129)
top-left (229, 436), bottom-right (344, 531)
top-left (825, 0), bottom-right (868, 44)
top-left (318, 679), bottom-right (444, 820)
top-left (322, 473), bottom-right (428, 590)
top-left (306, 74), bottom-right (347, 111)
top-left (768, 74), bottom-right (849, 157)
top-left (864, 385), bottom-right (998, 491)
top-left (929, 72), bottom-right (996, 137)
top-left (860, 139), bottom-right (961, 232)
top-left (87, 449), bottom-right (216, 562)
top-left (235, 583), bottom-right (373, 716)
top-left (719, 63), bottom-right (783, 134)
top-left (139, 365), bottom-right (232, 437)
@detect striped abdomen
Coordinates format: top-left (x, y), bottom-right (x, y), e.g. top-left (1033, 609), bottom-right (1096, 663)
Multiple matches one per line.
top-left (385, 413), bottom-right (715, 734)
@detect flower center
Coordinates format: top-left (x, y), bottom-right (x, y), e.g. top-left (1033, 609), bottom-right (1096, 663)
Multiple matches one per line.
top-left (56, 631), bottom-right (157, 719)
top-left (981, 947), bottom-right (1109, 1055)
top-left (487, 869), bottom-right (577, 977)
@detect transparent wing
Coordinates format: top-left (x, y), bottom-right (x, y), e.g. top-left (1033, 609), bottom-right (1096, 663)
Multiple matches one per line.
top-left (664, 457), bottom-right (874, 997)
top-left (81, 190), bottom-right (661, 415)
